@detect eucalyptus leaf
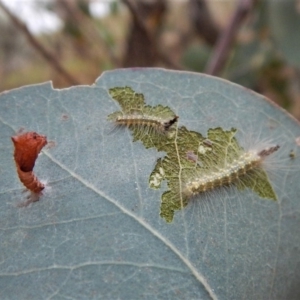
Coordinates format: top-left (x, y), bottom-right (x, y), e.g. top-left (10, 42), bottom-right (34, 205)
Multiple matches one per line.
top-left (1, 69), bottom-right (300, 299)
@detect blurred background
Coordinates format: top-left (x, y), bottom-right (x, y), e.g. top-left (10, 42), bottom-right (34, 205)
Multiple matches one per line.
top-left (0, 0), bottom-right (300, 119)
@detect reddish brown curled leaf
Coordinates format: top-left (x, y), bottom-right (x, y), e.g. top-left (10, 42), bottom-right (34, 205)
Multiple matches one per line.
top-left (11, 132), bottom-right (47, 194)
top-left (11, 132), bottom-right (47, 172)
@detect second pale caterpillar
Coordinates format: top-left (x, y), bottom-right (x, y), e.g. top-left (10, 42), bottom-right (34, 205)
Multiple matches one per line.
top-left (183, 145), bottom-right (280, 198)
top-left (149, 127), bottom-right (284, 222)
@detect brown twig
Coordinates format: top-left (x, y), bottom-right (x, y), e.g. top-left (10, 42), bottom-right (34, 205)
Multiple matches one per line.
top-left (0, 2), bottom-right (80, 85)
top-left (205, 0), bottom-right (256, 76)
top-left (58, 0), bottom-right (119, 66)
top-left (189, 0), bottom-right (220, 46)
top-left (122, 0), bottom-right (182, 70)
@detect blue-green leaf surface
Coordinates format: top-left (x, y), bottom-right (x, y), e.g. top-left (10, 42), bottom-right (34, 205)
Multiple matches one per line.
top-left (0, 69), bottom-right (300, 299)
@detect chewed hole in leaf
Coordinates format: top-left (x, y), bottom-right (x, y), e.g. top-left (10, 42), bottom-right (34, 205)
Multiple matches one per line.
top-left (107, 87), bottom-right (178, 147)
top-left (108, 86), bottom-right (280, 223)
top-left (150, 127), bottom-right (279, 222)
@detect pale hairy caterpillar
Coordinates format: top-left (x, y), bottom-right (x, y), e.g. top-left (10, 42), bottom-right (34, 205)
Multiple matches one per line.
top-left (113, 112), bottom-right (179, 135)
top-left (11, 131), bottom-right (47, 202)
top-left (149, 126), bottom-right (294, 222)
top-left (183, 145), bottom-right (280, 198)
top-left (115, 114), bottom-right (178, 133)
top-left (107, 87), bottom-right (179, 140)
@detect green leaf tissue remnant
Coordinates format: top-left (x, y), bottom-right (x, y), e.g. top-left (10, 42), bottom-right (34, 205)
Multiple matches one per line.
top-left (108, 86), bottom-right (277, 222)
